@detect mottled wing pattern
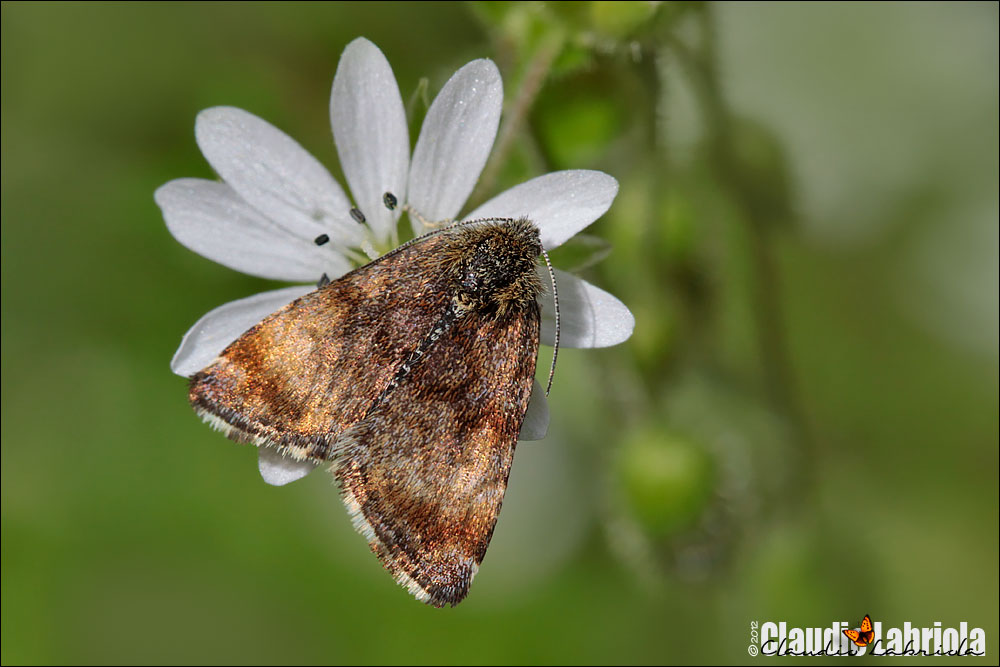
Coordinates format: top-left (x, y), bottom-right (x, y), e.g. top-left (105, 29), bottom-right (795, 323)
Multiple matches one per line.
top-left (333, 302), bottom-right (540, 607)
top-left (188, 235), bottom-right (455, 461)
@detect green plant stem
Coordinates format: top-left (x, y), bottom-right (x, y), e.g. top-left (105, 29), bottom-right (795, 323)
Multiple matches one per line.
top-left (468, 33), bottom-right (563, 210)
top-left (669, 4), bottom-right (817, 497)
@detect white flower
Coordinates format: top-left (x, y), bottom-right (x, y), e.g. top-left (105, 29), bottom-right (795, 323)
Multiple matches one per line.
top-left (155, 37), bottom-right (634, 487)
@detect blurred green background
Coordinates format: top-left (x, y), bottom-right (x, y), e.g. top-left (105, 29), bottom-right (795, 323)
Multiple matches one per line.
top-left (2, 2), bottom-right (997, 664)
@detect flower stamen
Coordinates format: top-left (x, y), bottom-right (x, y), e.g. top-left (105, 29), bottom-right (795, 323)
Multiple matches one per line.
top-left (359, 238), bottom-right (379, 262)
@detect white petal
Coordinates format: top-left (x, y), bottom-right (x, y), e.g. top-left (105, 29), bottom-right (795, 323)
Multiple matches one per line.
top-left (407, 59), bottom-right (502, 230)
top-left (331, 38), bottom-right (409, 243)
top-left (157, 179), bottom-right (351, 282)
top-left (195, 107), bottom-right (363, 247)
top-left (518, 381), bottom-right (549, 441)
top-left (258, 447), bottom-right (319, 486)
top-left (465, 171), bottom-right (619, 249)
top-left (540, 270), bottom-right (634, 348)
top-left (171, 285), bottom-right (313, 377)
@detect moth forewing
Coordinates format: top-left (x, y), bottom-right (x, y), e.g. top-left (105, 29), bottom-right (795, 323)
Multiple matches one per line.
top-left (188, 218), bottom-right (546, 606)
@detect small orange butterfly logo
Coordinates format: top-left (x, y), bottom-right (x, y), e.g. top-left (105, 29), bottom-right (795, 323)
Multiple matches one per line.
top-left (844, 615), bottom-right (875, 647)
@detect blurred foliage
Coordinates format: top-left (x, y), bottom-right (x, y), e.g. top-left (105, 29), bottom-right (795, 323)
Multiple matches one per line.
top-left (2, 1), bottom-right (997, 664)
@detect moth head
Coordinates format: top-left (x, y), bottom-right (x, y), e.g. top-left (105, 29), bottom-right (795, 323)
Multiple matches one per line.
top-left (453, 218), bottom-right (544, 316)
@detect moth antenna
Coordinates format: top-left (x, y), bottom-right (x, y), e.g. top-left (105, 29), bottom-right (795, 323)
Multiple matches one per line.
top-left (540, 247), bottom-right (559, 396)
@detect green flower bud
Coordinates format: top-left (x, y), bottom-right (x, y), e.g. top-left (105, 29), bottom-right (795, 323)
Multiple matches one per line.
top-left (618, 429), bottom-right (715, 539)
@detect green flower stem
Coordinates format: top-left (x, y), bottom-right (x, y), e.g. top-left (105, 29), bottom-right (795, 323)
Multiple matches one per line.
top-left (468, 32), bottom-right (564, 210)
top-left (668, 4), bottom-right (818, 497)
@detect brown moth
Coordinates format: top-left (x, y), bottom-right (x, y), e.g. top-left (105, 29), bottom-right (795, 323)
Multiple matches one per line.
top-left (188, 215), bottom-right (549, 607)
